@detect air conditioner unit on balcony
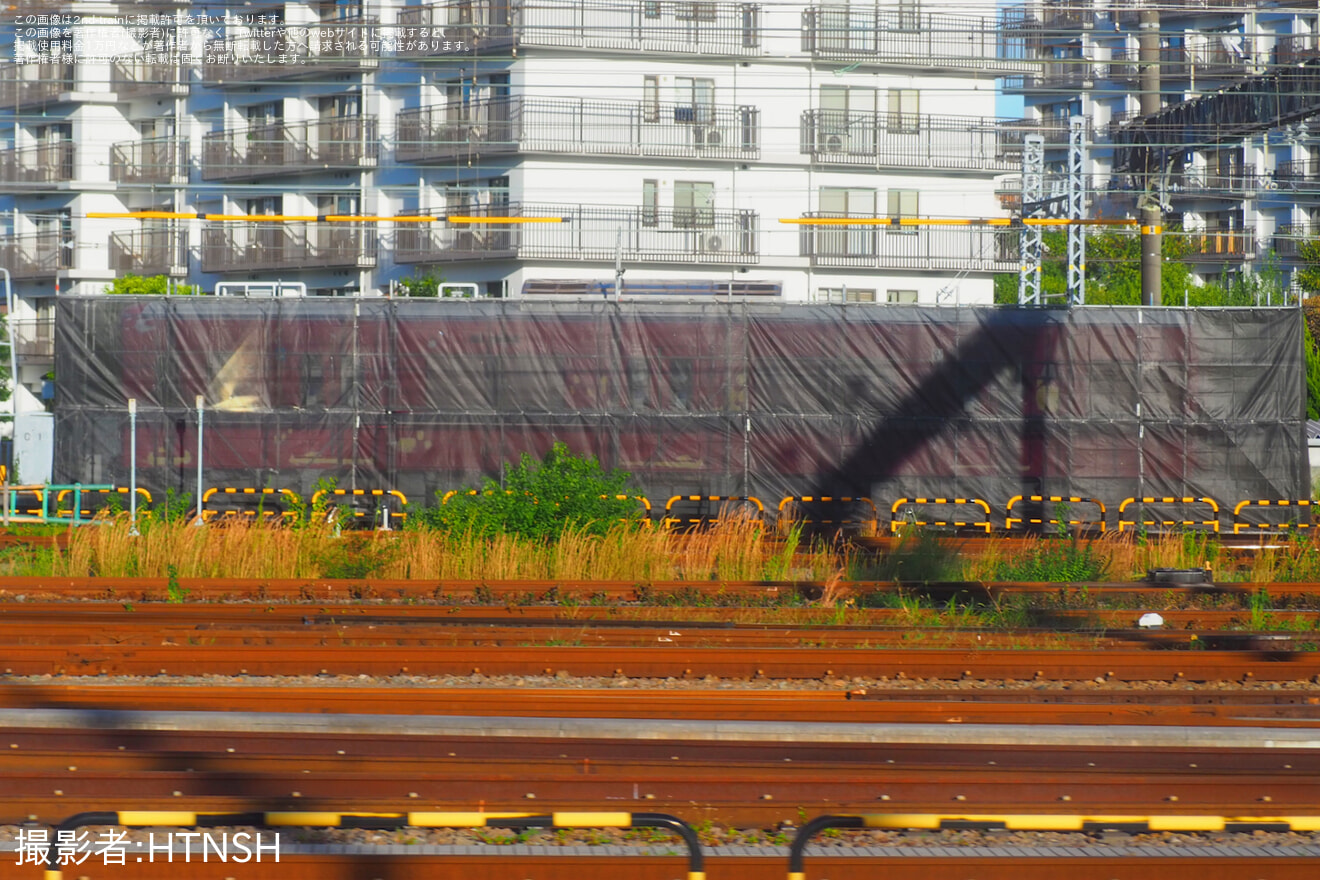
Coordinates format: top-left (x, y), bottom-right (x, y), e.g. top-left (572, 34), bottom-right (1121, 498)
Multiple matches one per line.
top-left (824, 133), bottom-right (845, 152)
top-left (705, 234), bottom-right (723, 252)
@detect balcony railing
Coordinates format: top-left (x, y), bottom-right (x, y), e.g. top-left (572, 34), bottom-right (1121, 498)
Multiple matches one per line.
top-left (1037, 0), bottom-right (1094, 30)
top-left (396, 0), bottom-right (761, 56)
top-left (0, 63), bottom-right (75, 109)
top-left (397, 98), bottom-right (759, 163)
top-left (1168, 167), bottom-right (1262, 197)
top-left (396, 203), bottom-right (759, 265)
top-left (201, 117), bottom-right (378, 181)
top-left (0, 233), bottom-right (74, 279)
top-left (1277, 159), bottom-right (1320, 192)
top-left (798, 213), bottom-right (1018, 271)
top-left (1113, 0), bottom-right (1241, 25)
top-left (1181, 228), bottom-right (1257, 261)
top-left (0, 142), bottom-right (76, 185)
top-left (201, 223), bottom-right (378, 273)
top-left (995, 117), bottom-right (1077, 151)
top-left (109, 228), bottom-right (189, 277)
top-left (111, 55), bottom-right (189, 99)
top-left (10, 319), bottom-right (54, 359)
top-left (203, 17), bottom-right (381, 83)
top-left (800, 111), bottom-right (1058, 171)
top-left (802, 5), bottom-right (1031, 73)
top-left (1273, 224), bottom-right (1309, 259)
top-left (111, 137), bottom-right (189, 186)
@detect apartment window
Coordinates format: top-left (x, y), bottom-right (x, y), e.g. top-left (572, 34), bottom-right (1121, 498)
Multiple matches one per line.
top-left (887, 289), bottom-right (918, 304)
top-left (643, 75), bottom-right (659, 123)
top-left (674, 180), bottom-right (714, 228)
top-left (318, 94), bottom-right (360, 119)
top-left (817, 288), bottom-right (877, 303)
top-left (817, 85), bottom-right (875, 154)
top-left (245, 101), bottom-right (282, 128)
top-left (896, 0), bottom-right (919, 31)
top-left (642, 0), bottom-right (661, 18)
top-left (887, 189), bottom-right (919, 234)
top-left (677, 2), bottom-right (717, 21)
top-left (675, 77), bottom-right (715, 124)
top-left (819, 187), bottom-right (876, 257)
top-left (887, 89), bottom-right (919, 134)
top-left (642, 179), bottom-right (658, 227)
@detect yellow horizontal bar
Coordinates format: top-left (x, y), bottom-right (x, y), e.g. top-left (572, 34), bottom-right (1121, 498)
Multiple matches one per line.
top-left (264, 812), bottom-right (355, 826)
top-left (446, 216), bottom-right (563, 224)
top-left (325, 215), bottom-right (438, 222)
top-left (205, 214), bottom-right (318, 222)
top-left (552, 811), bottom-right (633, 828)
top-left (780, 217), bottom-right (1138, 227)
top-left (861, 814), bottom-right (943, 830)
top-left (408, 812), bottom-right (533, 827)
top-left (1148, 816), bottom-right (1224, 832)
top-left (118, 811), bottom-right (197, 826)
top-left (88, 211), bottom-right (200, 220)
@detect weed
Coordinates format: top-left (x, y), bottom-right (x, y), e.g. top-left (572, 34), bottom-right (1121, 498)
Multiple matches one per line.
top-left (165, 564), bottom-right (189, 603)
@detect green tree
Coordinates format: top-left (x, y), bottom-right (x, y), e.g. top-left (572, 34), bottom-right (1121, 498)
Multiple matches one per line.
top-left (397, 272), bottom-right (443, 297)
top-left (416, 442), bottom-right (642, 540)
top-left (1298, 240), bottom-right (1320, 296)
top-left (1306, 314), bottom-right (1320, 421)
top-left (104, 275), bottom-right (198, 295)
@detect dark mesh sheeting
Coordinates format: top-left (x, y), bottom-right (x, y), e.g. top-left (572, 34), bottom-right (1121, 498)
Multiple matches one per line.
top-left (54, 298), bottom-right (1305, 527)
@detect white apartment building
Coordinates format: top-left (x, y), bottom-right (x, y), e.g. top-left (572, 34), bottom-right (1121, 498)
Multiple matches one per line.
top-left (1011, 0), bottom-right (1320, 287)
top-left (0, 0), bottom-right (1052, 414)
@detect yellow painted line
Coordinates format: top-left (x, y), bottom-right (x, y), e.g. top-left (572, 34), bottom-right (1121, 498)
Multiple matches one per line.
top-left (118, 811), bottom-right (198, 826)
top-left (408, 812), bottom-right (533, 827)
top-left (445, 216), bottom-right (563, 223)
top-left (780, 217), bottom-right (1139, 227)
top-left (264, 812), bottom-right (355, 826)
top-left (861, 814), bottom-right (943, 830)
top-left (325, 215), bottom-right (438, 222)
top-left (552, 811), bottom-right (633, 828)
top-left (1148, 816), bottom-right (1223, 832)
top-left (204, 214), bottom-right (319, 222)
top-left (87, 211), bottom-right (200, 219)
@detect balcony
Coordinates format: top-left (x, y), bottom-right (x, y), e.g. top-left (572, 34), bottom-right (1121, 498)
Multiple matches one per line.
top-left (1278, 33), bottom-right (1320, 67)
top-left (1113, 0), bottom-right (1241, 26)
top-left (1273, 224), bottom-right (1309, 259)
top-left (201, 224), bottom-right (378, 273)
top-left (0, 233), bottom-right (74, 279)
top-left (396, 0), bottom-right (761, 57)
top-left (111, 55), bottom-right (189, 99)
top-left (1168, 167), bottom-right (1262, 198)
top-left (801, 6), bottom-right (1031, 74)
top-left (397, 98), bottom-right (759, 164)
top-left (10, 319), bottom-right (54, 359)
top-left (111, 137), bottom-right (189, 186)
top-left (0, 64), bottom-right (75, 109)
top-left (797, 213), bottom-right (1017, 272)
top-left (1182, 228), bottom-right (1257, 262)
top-left (109, 228), bottom-right (189, 277)
top-left (800, 111), bottom-right (1052, 171)
top-left (1037, 0), bottom-right (1094, 31)
top-left (395, 203), bottom-right (759, 265)
top-left (1276, 159), bottom-right (1320, 194)
top-left (0, 142), bottom-right (76, 185)
top-left (201, 117), bottom-right (378, 181)
top-left (203, 18), bottom-right (381, 84)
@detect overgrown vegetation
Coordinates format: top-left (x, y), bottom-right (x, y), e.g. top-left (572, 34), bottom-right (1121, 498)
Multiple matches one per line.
top-left (104, 274), bottom-right (199, 296)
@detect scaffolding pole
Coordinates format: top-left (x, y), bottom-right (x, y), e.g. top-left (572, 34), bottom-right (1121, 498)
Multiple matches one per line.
top-left (1018, 135), bottom-right (1045, 306)
top-left (1067, 116), bottom-right (1086, 306)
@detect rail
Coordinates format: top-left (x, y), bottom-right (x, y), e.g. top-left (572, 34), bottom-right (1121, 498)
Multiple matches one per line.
top-left (1231, 499), bottom-right (1315, 534)
top-left (777, 496), bottom-right (878, 533)
top-left (54, 487), bottom-right (152, 520)
top-left (309, 488), bottom-right (408, 521)
top-left (663, 494), bottom-right (766, 529)
top-left (200, 487), bottom-right (300, 522)
top-left (42, 810), bottom-right (703, 880)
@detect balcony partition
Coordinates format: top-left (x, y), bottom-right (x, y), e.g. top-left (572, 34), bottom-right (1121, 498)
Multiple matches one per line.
top-left (202, 117), bottom-right (378, 181)
top-left (0, 233), bottom-right (73, 279)
top-left (798, 213), bottom-right (1017, 272)
top-left (397, 97), bottom-right (759, 163)
top-left (395, 203), bottom-right (758, 265)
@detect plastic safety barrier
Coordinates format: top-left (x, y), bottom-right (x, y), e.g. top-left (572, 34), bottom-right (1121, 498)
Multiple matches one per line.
top-left (889, 497), bottom-right (992, 534)
top-left (310, 488), bottom-right (408, 520)
top-left (1117, 496), bottom-right (1221, 533)
top-left (1231, 499), bottom-right (1315, 534)
top-left (663, 495), bottom-right (766, 529)
top-left (39, 810), bottom-right (704, 880)
top-left (54, 487), bottom-right (153, 520)
top-left (777, 496), bottom-right (878, 533)
top-left (1005, 494), bottom-right (1106, 533)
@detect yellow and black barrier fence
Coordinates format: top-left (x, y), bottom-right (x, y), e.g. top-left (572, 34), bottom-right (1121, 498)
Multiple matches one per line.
top-left (1005, 494), bottom-right (1106, 533)
top-left (199, 488), bottom-right (300, 523)
top-left (786, 813), bottom-right (1320, 879)
top-left (310, 488), bottom-right (409, 522)
top-left (1117, 496), bottom-right (1221, 533)
top-left (54, 487), bottom-right (152, 521)
top-left (41, 810), bottom-right (704, 880)
top-left (777, 496), bottom-right (879, 534)
top-left (663, 494), bottom-right (766, 529)
top-left (1232, 499), bottom-right (1315, 535)
top-left (889, 497), bottom-right (993, 534)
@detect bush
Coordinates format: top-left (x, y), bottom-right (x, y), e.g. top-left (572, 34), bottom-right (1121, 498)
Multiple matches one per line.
top-left (414, 442), bottom-right (643, 541)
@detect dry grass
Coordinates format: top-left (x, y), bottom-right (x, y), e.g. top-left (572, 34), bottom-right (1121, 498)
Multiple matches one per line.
top-left (54, 515), bottom-right (848, 582)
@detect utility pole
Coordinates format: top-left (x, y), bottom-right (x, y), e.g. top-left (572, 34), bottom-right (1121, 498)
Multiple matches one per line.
top-left (1138, 5), bottom-right (1162, 306)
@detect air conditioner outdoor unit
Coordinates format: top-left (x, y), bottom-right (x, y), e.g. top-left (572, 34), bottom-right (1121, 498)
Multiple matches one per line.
top-left (825, 133), bottom-right (845, 152)
top-left (705, 234), bottom-right (723, 252)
